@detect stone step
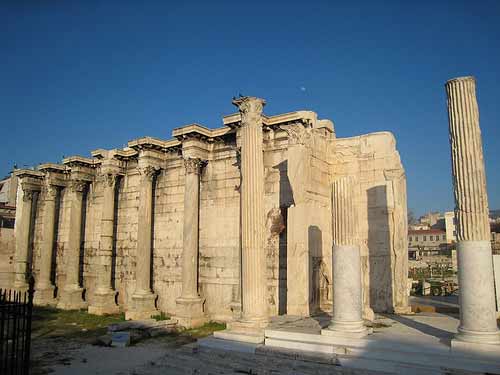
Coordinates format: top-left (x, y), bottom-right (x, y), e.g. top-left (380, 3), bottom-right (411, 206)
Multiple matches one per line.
top-left (264, 329), bottom-right (500, 374)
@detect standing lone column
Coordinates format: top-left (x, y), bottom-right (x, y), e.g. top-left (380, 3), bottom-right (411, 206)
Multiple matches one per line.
top-left (323, 176), bottom-right (367, 338)
top-left (446, 76), bottom-right (500, 346)
top-left (126, 165), bottom-right (158, 320)
top-left (88, 173), bottom-right (119, 315)
top-left (35, 179), bottom-right (58, 305)
top-left (58, 179), bottom-right (87, 309)
top-left (234, 97), bottom-right (268, 325)
top-left (175, 158), bottom-right (206, 327)
top-left (214, 96), bottom-right (268, 343)
top-left (13, 183), bottom-right (36, 290)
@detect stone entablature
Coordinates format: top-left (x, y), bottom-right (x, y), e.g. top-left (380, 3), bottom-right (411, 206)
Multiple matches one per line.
top-left (9, 97), bottom-right (409, 324)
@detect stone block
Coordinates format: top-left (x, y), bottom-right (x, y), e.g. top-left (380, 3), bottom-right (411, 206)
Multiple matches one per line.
top-left (111, 331), bottom-right (131, 347)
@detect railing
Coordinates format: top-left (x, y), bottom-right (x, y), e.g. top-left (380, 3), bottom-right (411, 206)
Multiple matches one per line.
top-left (0, 277), bottom-right (35, 375)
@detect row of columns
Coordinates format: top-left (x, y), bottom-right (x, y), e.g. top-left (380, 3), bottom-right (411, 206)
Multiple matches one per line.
top-left (14, 88), bottom-right (498, 351)
top-left (14, 160), bottom-right (206, 322)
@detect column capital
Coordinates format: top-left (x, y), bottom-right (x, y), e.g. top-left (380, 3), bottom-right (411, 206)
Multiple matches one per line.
top-left (41, 180), bottom-right (58, 201)
top-left (281, 124), bottom-right (312, 146)
top-left (100, 172), bottom-right (119, 188)
top-left (21, 182), bottom-right (36, 202)
top-left (232, 96), bottom-right (266, 126)
top-left (183, 158), bottom-right (205, 175)
top-left (137, 165), bottom-right (160, 181)
top-left (69, 179), bottom-right (87, 195)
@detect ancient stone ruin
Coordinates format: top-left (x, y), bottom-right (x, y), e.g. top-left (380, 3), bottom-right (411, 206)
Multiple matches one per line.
top-left (10, 96), bottom-right (409, 329)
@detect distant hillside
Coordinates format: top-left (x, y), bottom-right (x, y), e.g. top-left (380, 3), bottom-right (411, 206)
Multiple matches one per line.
top-left (491, 210), bottom-right (500, 219)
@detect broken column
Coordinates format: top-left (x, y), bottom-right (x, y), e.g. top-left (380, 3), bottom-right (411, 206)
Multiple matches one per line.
top-left (323, 176), bottom-right (367, 338)
top-left (175, 157), bottom-right (206, 327)
top-left (57, 179), bottom-right (87, 309)
top-left (13, 182), bottom-right (36, 290)
top-left (88, 173), bottom-right (119, 315)
top-left (126, 165), bottom-right (158, 320)
top-left (445, 76), bottom-right (500, 346)
top-left (34, 178), bottom-right (58, 305)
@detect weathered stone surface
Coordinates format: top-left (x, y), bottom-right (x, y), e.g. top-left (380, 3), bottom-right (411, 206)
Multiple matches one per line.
top-left (325, 176), bottom-right (368, 338)
top-left (10, 97), bottom-right (409, 331)
top-left (446, 76), bottom-right (500, 346)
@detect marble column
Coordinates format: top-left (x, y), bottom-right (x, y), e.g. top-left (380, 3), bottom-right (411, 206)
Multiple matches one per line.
top-left (176, 158), bottom-right (206, 327)
top-left (34, 180), bottom-right (58, 305)
top-left (57, 180), bottom-right (87, 309)
top-left (234, 97), bottom-right (268, 326)
top-left (88, 173), bottom-right (119, 315)
top-left (126, 166), bottom-right (158, 320)
top-left (323, 176), bottom-right (367, 338)
top-left (13, 184), bottom-right (36, 290)
top-left (445, 76), bottom-right (500, 346)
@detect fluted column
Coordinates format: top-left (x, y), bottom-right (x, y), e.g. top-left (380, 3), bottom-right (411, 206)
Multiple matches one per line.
top-left (126, 166), bottom-right (158, 320)
top-left (323, 176), bottom-right (367, 338)
top-left (235, 97), bottom-right (267, 325)
top-left (88, 173), bottom-right (119, 315)
top-left (58, 180), bottom-right (87, 309)
top-left (446, 76), bottom-right (500, 346)
top-left (13, 184), bottom-right (36, 290)
top-left (175, 158), bottom-right (206, 327)
top-left (34, 180), bottom-right (58, 305)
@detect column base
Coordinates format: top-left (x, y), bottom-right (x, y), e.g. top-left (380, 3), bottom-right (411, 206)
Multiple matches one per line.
top-left (57, 285), bottom-right (87, 310)
top-left (214, 317), bottom-right (268, 344)
top-left (34, 285), bottom-right (56, 306)
top-left (453, 326), bottom-right (500, 346)
top-left (322, 320), bottom-right (369, 338)
top-left (125, 292), bottom-right (157, 320)
top-left (175, 297), bottom-right (206, 328)
top-left (362, 306), bottom-right (375, 321)
top-left (88, 289), bottom-right (120, 315)
top-left (394, 306), bottom-right (413, 315)
top-left (13, 281), bottom-right (29, 293)
top-left (229, 301), bottom-right (242, 320)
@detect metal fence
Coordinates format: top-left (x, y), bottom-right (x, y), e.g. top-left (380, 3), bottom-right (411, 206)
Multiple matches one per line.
top-left (0, 277), bottom-right (35, 375)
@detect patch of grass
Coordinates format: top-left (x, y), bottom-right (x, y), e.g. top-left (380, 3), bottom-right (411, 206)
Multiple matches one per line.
top-left (183, 321), bottom-right (226, 339)
top-left (151, 312), bottom-right (170, 321)
top-left (32, 306), bottom-right (125, 341)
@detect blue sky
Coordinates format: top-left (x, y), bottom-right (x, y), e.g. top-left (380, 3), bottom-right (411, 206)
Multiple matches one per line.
top-left (1, 1), bottom-right (499, 216)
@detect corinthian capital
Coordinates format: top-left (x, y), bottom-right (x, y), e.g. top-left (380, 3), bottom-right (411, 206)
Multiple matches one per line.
top-left (138, 165), bottom-right (159, 181)
top-left (232, 96), bottom-right (266, 126)
top-left (69, 179), bottom-right (87, 194)
top-left (21, 183), bottom-right (35, 202)
top-left (184, 158), bottom-right (205, 175)
top-left (282, 124), bottom-right (312, 146)
top-left (42, 180), bottom-right (58, 201)
top-left (101, 173), bottom-right (118, 188)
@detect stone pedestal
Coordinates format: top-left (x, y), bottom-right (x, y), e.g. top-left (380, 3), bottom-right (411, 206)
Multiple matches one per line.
top-left (214, 96), bottom-right (268, 343)
top-left (176, 297), bottom-right (206, 328)
top-left (88, 173), bottom-right (119, 315)
top-left (126, 293), bottom-right (157, 320)
top-left (323, 176), bottom-right (367, 338)
top-left (34, 181), bottom-right (57, 306)
top-left (89, 289), bottom-right (118, 315)
top-left (126, 166), bottom-right (158, 320)
top-left (445, 76), bottom-right (500, 346)
top-left (175, 158), bottom-right (206, 328)
top-left (58, 180), bottom-right (87, 310)
top-left (13, 184), bottom-right (35, 291)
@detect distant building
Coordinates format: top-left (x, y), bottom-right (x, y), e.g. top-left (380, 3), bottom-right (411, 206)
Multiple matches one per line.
top-left (444, 211), bottom-right (457, 243)
top-left (408, 229), bottom-right (448, 259)
top-left (0, 174), bottom-right (17, 228)
top-left (0, 174), bottom-right (17, 289)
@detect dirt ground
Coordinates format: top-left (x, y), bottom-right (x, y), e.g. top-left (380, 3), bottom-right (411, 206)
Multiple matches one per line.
top-left (29, 307), bottom-right (225, 375)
